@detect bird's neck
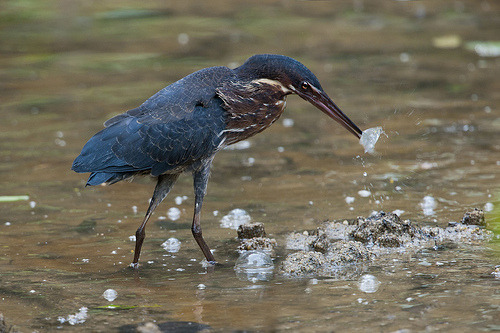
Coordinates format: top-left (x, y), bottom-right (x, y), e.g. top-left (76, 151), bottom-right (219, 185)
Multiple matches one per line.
top-left (217, 79), bottom-right (289, 145)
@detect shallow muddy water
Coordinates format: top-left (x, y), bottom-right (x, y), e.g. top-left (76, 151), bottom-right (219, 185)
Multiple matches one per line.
top-left (1, 1), bottom-right (499, 331)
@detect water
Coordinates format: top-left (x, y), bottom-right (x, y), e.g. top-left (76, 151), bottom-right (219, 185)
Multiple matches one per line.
top-left (0, 1), bottom-right (499, 331)
top-left (420, 195), bottom-right (437, 216)
top-left (102, 289), bottom-right (118, 302)
top-left (234, 250), bottom-right (274, 282)
top-left (161, 237), bottom-right (181, 253)
top-left (219, 208), bottom-right (252, 229)
top-left (167, 207), bottom-right (181, 221)
top-left (359, 126), bottom-right (384, 154)
top-left (357, 274), bottom-right (381, 293)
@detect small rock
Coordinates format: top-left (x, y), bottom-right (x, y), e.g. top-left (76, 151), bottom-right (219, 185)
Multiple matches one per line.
top-left (285, 232), bottom-right (317, 251)
top-left (280, 251), bottom-right (325, 277)
top-left (350, 211), bottom-right (421, 247)
top-left (326, 240), bottom-right (372, 264)
top-left (311, 233), bottom-right (330, 253)
top-left (461, 208), bottom-right (485, 226)
top-left (237, 222), bottom-right (266, 239)
top-left (0, 313), bottom-right (6, 333)
top-left (238, 237), bottom-right (277, 252)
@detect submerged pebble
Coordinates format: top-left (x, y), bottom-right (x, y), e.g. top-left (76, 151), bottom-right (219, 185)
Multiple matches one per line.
top-left (359, 126), bottom-right (383, 154)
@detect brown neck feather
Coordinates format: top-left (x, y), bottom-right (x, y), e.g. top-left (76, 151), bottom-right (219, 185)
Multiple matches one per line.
top-left (217, 80), bottom-right (288, 145)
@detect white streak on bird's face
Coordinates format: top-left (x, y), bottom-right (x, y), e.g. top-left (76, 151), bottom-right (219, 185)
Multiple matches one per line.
top-left (251, 78), bottom-right (292, 94)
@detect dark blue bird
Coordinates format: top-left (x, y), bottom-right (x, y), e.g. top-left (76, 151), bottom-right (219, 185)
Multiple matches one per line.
top-left (72, 54), bottom-right (362, 267)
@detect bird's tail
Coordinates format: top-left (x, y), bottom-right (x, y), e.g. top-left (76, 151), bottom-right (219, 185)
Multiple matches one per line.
top-left (85, 172), bottom-right (134, 186)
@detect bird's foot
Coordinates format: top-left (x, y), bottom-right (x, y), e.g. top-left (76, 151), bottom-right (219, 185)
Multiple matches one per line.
top-left (200, 259), bottom-right (219, 268)
top-left (129, 262), bottom-right (140, 270)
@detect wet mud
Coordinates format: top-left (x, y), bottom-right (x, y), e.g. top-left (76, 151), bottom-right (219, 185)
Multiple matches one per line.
top-left (280, 210), bottom-right (492, 277)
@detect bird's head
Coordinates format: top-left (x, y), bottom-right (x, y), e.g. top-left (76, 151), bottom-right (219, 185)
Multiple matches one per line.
top-left (236, 54), bottom-right (362, 138)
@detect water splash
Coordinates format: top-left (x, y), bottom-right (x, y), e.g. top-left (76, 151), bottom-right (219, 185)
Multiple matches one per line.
top-left (357, 274), bottom-right (381, 293)
top-left (420, 195), bottom-right (437, 216)
top-left (167, 207), bottom-right (181, 221)
top-left (234, 250), bottom-right (274, 282)
top-left (161, 237), bottom-right (181, 253)
top-left (220, 208), bottom-right (251, 229)
top-left (360, 126), bottom-right (384, 154)
top-left (102, 289), bottom-right (117, 302)
top-left (57, 307), bottom-right (88, 325)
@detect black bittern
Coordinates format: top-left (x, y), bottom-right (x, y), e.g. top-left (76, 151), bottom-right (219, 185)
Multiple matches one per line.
top-left (72, 54), bottom-right (362, 267)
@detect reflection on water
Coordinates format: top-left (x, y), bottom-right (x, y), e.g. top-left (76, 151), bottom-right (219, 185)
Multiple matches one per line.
top-left (0, 1), bottom-right (499, 331)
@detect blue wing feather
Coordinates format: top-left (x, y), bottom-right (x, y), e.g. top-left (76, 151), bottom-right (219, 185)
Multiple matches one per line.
top-left (72, 66), bottom-right (233, 185)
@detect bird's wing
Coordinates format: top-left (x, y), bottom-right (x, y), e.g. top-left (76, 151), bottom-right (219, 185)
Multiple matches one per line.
top-left (72, 67), bottom-right (232, 177)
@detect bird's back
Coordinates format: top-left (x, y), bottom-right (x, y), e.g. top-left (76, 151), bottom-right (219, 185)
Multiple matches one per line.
top-left (72, 66), bottom-right (235, 185)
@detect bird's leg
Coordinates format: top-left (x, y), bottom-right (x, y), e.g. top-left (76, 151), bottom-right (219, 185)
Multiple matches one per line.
top-left (192, 161), bottom-right (216, 264)
top-left (131, 173), bottom-right (179, 268)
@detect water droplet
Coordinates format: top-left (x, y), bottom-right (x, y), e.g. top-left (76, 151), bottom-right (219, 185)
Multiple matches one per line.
top-left (399, 52), bottom-right (410, 63)
top-left (167, 207), bottom-right (181, 221)
top-left (358, 190), bottom-right (371, 197)
top-left (225, 140), bottom-right (251, 150)
top-left (282, 118), bottom-right (294, 127)
top-left (234, 250), bottom-right (274, 282)
top-left (359, 127), bottom-right (384, 154)
top-left (177, 33), bottom-right (189, 45)
top-left (161, 237), bottom-right (181, 253)
top-left (102, 289), bottom-right (118, 302)
top-left (358, 274), bottom-right (381, 293)
top-left (420, 195), bottom-right (437, 216)
top-left (220, 208), bottom-right (251, 229)
top-left (392, 209), bottom-right (405, 216)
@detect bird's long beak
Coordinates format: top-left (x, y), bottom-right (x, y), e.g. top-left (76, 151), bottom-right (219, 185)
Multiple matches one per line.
top-left (297, 85), bottom-right (362, 139)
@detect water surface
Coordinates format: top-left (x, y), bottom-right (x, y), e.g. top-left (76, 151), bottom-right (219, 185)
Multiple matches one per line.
top-left (0, 1), bottom-right (499, 331)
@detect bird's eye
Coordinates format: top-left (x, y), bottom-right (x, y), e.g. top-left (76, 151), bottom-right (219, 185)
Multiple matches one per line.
top-left (301, 82), bottom-right (309, 90)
